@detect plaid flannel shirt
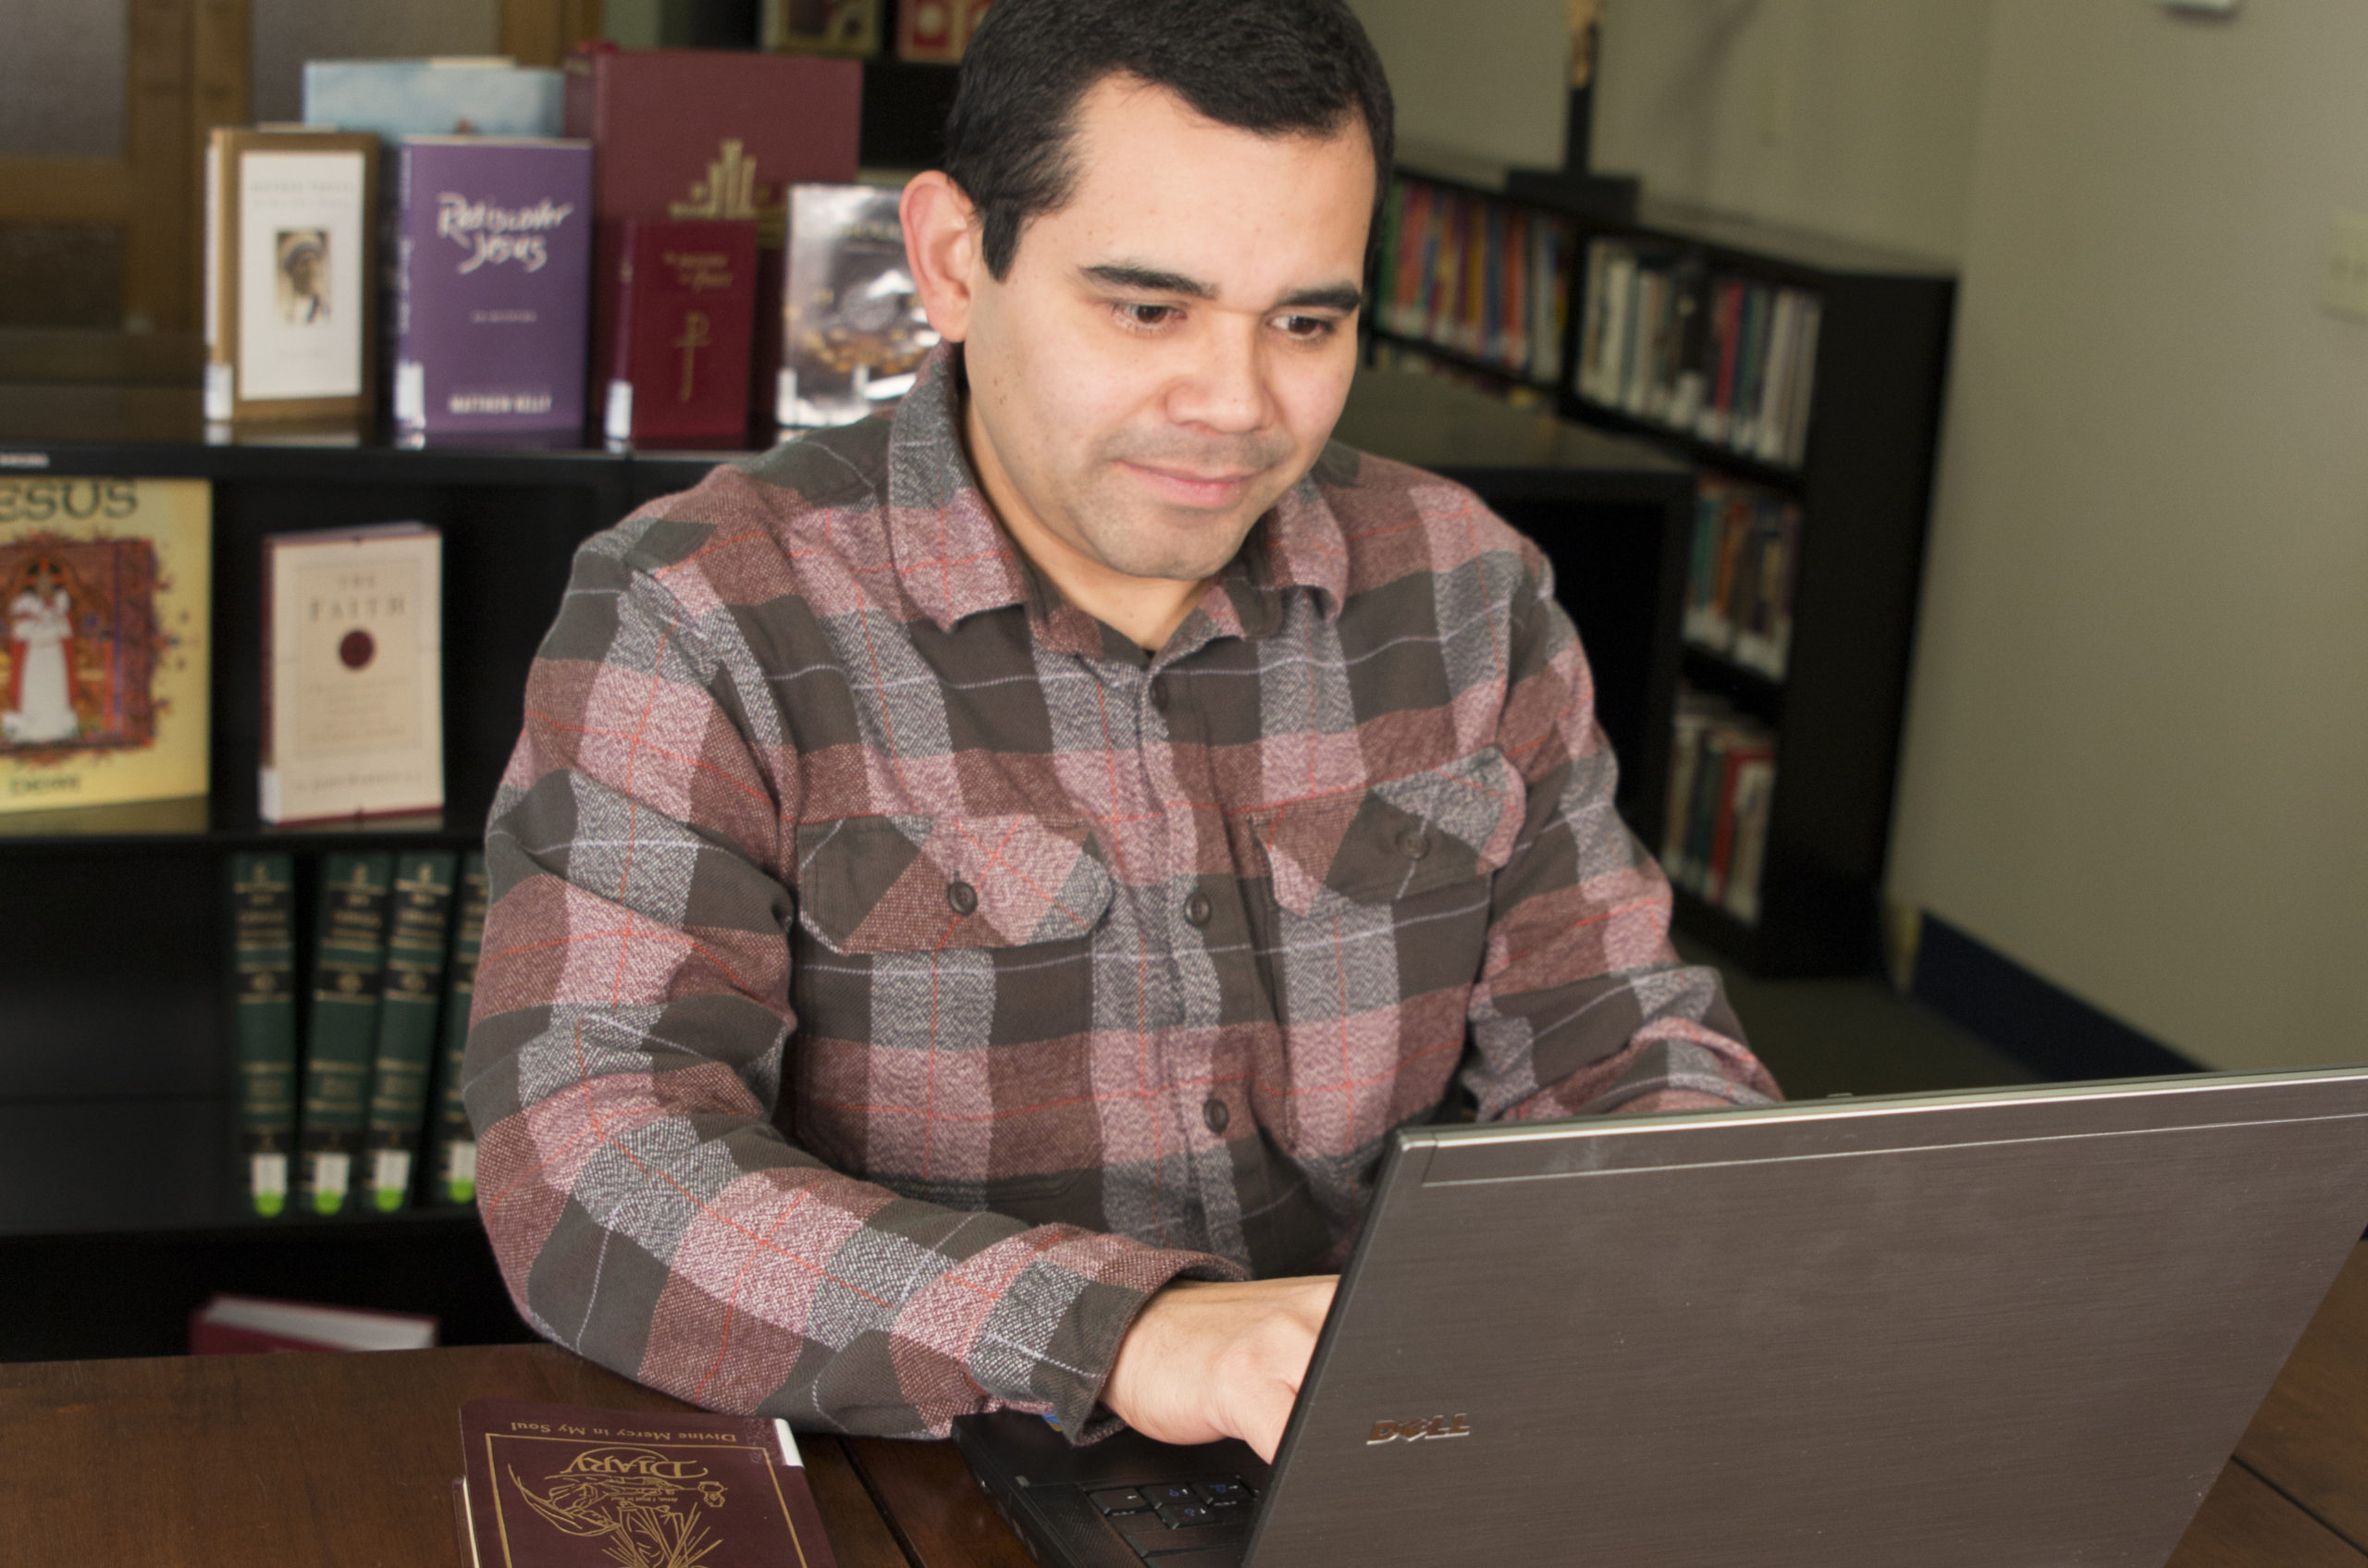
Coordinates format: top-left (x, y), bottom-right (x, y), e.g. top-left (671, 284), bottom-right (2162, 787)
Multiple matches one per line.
top-left (467, 345), bottom-right (1775, 1441)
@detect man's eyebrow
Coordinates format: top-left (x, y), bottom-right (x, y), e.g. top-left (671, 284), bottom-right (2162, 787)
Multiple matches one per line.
top-left (1081, 263), bottom-right (1217, 300)
top-left (1276, 282), bottom-right (1364, 315)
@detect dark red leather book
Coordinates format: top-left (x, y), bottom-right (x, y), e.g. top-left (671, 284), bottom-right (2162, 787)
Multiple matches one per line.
top-left (564, 45), bottom-right (860, 438)
top-left (458, 1400), bottom-right (839, 1568)
top-left (602, 217), bottom-right (759, 447)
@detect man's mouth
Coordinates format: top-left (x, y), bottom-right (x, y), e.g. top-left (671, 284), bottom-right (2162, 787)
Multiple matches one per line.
top-left (1119, 460), bottom-right (1262, 509)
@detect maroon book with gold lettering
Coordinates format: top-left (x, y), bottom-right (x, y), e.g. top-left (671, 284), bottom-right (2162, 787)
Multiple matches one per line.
top-left (601, 217), bottom-right (758, 448)
top-left (563, 44), bottom-right (861, 439)
top-left (457, 1399), bottom-right (837, 1568)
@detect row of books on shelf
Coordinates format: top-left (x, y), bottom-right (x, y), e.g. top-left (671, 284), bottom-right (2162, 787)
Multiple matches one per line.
top-left (1661, 689), bottom-right (1776, 927)
top-left (1684, 475), bottom-right (1801, 682)
top-left (1574, 240), bottom-right (1823, 470)
top-left (1367, 339), bottom-right (1553, 411)
top-left (1375, 179), bottom-right (1574, 386)
top-left (206, 51), bottom-right (933, 446)
top-left (762, 0), bottom-right (990, 58)
top-left (0, 478), bottom-right (445, 826)
top-left (231, 848), bottom-right (487, 1218)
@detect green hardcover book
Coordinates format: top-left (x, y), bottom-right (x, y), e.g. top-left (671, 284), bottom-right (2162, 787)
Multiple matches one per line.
top-left (362, 849), bottom-right (458, 1212)
top-left (229, 853), bottom-right (300, 1216)
top-left (299, 852), bottom-right (394, 1216)
top-left (429, 851), bottom-right (489, 1204)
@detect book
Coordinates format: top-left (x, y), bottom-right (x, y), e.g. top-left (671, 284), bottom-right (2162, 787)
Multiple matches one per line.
top-left (300, 852), bottom-right (395, 1215)
top-left (302, 58), bottom-right (568, 139)
top-left (602, 218), bottom-right (760, 447)
top-left (204, 128), bottom-right (378, 424)
top-left (1684, 475), bottom-right (1802, 681)
top-left (191, 1293), bottom-right (438, 1354)
top-left (260, 524), bottom-right (444, 824)
top-left (777, 183), bottom-right (938, 428)
top-left (1659, 686), bottom-right (1777, 923)
top-left (430, 851), bottom-right (489, 1204)
top-left (563, 45), bottom-right (862, 438)
top-left (230, 853), bottom-right (300, 1216)
top-left (459, 1400), bottom-right (838, 1568)
top-left (393, 138), bottom-right (596, 439)
top-left (364, 849), bottom-right (459, 1212)
top-left (0, 475), bottom-right (210, 817)
top-left (762, 0), bottom-right (881, 55)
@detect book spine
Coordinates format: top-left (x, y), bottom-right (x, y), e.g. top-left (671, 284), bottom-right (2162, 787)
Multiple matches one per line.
top-left (431, 851), bottom-right (490, 1203)
top-left (364, 850), bottom-right (459, 1211)
top-left (300, 852), bottom-right (394, 1215)
top-left (229, 852), bottom-right (299, 1216)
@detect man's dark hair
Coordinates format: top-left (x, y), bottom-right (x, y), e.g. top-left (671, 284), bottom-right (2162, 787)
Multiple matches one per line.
top-left (942, 0), bottom-right (1395, 279)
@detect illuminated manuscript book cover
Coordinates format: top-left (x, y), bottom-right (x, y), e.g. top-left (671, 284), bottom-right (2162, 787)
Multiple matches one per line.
top-left (363, 848), bottom-right (457, 1211)
top-left (204, 128), bottom-right (377, 425)
top-left (459, 1400), bottom-right (838, 1568)
top-left (0, 475), bottom-right (209, 821)
top-left (260, 524), bottom-right (443, 824)
top-left (393, 137), bottom-right (595, 438)
top-left (602, 218), bottom-right (758, 447)
top-left (563, 45), bottom-right (861, 437)
top-left (777, 184), bottom-right (936, 428)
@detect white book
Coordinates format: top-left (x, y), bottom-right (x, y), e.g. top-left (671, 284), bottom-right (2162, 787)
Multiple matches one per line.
top-left (260, 525), bottom-right (443, 824)
top-left (1596, 247), bottom-right (1636, 408)
top-left (204, 129), bottom-right (376, 423)
top-left (1754, 290), bottom-right (1799, 465)
top-left (1782, 295), bottom-right (1823, 467)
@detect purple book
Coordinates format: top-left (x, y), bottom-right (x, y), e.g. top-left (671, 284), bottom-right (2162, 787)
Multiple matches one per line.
top-left (392, 137), bottom-right (593, 438)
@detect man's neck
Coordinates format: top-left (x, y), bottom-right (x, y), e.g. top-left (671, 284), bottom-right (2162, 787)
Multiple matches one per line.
top-left (960, 394), bottom-right (1206, 654)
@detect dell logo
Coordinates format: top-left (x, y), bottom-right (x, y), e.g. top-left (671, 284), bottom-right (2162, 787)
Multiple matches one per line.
top-left (1366, 1414), bottom-right (1472, 1445)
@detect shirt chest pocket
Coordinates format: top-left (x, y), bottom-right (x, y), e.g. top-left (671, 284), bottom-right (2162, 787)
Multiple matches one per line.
top-left (795, 812), bottom-right (1116, 954)
top-left (1252, 747), bottom-right (1525, 917)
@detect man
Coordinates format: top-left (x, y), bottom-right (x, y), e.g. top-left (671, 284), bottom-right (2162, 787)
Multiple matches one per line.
top-left (468, 0), bottom-right (1774, 1465)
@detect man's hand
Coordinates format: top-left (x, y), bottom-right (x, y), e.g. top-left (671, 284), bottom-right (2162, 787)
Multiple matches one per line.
top-left (1101, 1276), bottom-right (1338, 1463)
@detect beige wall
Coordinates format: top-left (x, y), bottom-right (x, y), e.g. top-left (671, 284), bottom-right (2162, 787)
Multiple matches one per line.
top-left (1888, 0), bottom-right (2368, 1070)
top-left (1346, 0), bottom-right (1569, 171)
top-left (1592, 0), bottom-right (1992, 263)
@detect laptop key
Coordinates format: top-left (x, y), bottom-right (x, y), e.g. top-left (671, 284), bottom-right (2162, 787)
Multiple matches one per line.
top-left (1090, 1487), bottom-right (1152, 1515)
top-left (1141, 1482), bottom-right (1200, 1511)
top-left (1192, 1477), bottom-right (1252, 1508)
top-left (1153, 1498), bottom-right (1219, 1528)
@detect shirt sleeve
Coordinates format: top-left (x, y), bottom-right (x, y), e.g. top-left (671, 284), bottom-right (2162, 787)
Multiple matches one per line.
top-left (1459, 548), bottom-right (1782, 1122)
top-left (463, 530), bottom-right (1240, 1441)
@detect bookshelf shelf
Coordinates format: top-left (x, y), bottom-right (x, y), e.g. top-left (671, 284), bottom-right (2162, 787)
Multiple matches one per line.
top-left (1372, 167), bottom-right (1957, 976)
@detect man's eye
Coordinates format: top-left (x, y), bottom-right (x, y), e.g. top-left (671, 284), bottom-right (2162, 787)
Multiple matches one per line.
top-left (1276, 315), bottom-right (1338, 341)
top-left (1117, 302), bottom-right (1179, 329)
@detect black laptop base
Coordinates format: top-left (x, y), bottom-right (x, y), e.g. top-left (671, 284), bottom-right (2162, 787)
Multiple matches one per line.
top-left (953, 1412), bottom-right (1271, 1567)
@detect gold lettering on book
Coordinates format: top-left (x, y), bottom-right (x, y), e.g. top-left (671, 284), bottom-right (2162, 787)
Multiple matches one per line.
top-left (672, 312), bottom-right (713, 404)
top-left (669, 139), bottom-right (785, 244)
top-left (510, 1446), bottom-right (731, 1568)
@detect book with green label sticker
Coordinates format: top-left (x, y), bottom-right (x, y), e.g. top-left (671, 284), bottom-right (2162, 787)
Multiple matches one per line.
top-left (299, 852), bottom-right (392, 1215)
top-left (363, 849), bottom-right (456, 1211)
top-left (429, 851), bottom-right (488, 1203)
top-left (229, 853), bottom-right (299, 1216)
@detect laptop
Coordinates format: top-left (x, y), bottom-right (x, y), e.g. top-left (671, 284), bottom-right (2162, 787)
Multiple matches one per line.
top-left (954, 1067), bottom-right (2368, 1568)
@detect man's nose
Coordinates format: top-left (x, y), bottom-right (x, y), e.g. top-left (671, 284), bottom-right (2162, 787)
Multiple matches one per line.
top-left (1172, 318), bottom-right (1273, 435)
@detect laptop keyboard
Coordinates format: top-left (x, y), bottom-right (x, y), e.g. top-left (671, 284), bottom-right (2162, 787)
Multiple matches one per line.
top-left (1085, 1475), bottom-right (1259, 1558)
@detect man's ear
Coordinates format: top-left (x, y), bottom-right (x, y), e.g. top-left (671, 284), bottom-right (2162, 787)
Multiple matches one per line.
top-left (902, 171), bottom-right (983, 343)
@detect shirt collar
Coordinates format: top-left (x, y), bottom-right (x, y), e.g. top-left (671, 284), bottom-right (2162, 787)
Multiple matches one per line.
top-left (885, 343), bottom-right (1350, 639)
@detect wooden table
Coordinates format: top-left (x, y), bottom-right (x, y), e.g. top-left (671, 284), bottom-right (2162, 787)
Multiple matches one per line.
top-left (5, 1244), bottom-right (2362, 1566)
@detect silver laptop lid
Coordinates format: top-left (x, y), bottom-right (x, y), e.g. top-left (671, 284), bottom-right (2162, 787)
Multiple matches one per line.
top-left (1244, 1068), bottom-right (2368, 1568)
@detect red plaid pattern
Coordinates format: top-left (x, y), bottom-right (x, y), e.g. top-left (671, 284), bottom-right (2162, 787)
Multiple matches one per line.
top-left (467, 346), bottom-right (1776, 1441)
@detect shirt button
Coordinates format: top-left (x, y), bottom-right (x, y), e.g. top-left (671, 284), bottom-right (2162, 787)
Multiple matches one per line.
top-left (1202, 1096), bottom-right (1230, 1134)
top-left (1399, 828), bottom-right (1433, 860)
top-left (946, 879), bottom-right (978, 916)
top-left (1183, 891), bottom-right (1213, 927)
top-left (1149, 675), bottom-right (1171, 711)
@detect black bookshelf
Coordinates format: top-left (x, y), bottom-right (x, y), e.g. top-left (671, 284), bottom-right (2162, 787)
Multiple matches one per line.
top-left (0, 347), bottom-right (1688, 1358)
top-left (1370, 168), bottom-right (1957, 977)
